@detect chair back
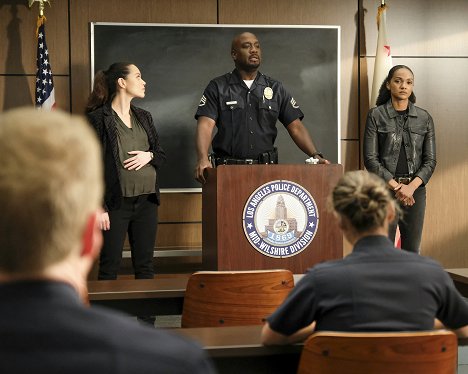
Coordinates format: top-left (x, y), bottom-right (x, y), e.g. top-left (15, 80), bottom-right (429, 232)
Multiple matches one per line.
top-left (297, 330), bottom-right (457, 374)
top-left (181, 269), bottom-right (294, 328)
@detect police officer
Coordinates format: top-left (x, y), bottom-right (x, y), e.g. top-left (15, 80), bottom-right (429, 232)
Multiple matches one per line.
top-left (194, 31), bottom-right (330, 183)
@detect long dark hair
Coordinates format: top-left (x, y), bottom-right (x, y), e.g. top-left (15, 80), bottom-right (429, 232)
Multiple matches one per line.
top-left (375, 65), bottom-right (416, 106)
top-left (85, 62), bottom-right (132, 113)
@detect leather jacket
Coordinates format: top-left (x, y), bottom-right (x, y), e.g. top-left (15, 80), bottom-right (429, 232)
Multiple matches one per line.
top-left (363, 100), bottom-right (436, 185)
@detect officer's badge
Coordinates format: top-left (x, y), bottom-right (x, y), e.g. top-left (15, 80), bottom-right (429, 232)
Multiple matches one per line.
top-left (263, 87), bottom-right (273, 100)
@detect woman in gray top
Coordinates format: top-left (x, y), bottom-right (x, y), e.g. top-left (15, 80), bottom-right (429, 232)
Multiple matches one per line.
top-left (363, 65), bottom-right (436, 253)
top-left (86, 62), bottom-right (166, 281)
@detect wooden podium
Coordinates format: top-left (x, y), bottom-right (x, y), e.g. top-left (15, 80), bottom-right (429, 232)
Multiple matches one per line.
top-left (202, 164), bottom-right (343, 274)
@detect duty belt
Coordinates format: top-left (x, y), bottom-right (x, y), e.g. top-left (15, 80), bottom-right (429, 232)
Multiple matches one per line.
top-left (211, 148), bottom-right (278, 167)
top-left (213, 158), bottom-right (259, 166)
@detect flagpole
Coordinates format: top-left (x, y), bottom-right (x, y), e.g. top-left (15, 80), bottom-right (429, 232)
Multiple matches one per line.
top-left (28, 0), bottom-right (52, 17)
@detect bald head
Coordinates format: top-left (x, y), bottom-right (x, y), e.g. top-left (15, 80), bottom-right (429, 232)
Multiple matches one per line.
top-left (231, 32), bottom-right (258, 52)
top-left (231, 32), bottom-right (261, 72)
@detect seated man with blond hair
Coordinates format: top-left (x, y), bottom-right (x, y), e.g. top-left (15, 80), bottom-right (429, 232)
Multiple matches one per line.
top-left (0, 108), bottom-right (215, 374)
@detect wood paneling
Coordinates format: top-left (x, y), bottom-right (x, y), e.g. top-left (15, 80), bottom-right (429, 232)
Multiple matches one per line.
top-left (341, 139), bottom-right (359, 172)
top-left (157, 193), bottom-right (202, 249)
top-left (156, 223), bottom-right (201, 248)
top-left (362, 0), bottom-right (468, 57)
top-left (0, 75), bottom-right (34, 111)
top-left (159, 193), bottom-right (201, 222)
top-left (0, 0), bottom-right (69, 75)
top-left (0, 75), bottom-right (70, 112)
top-left (408, 59), bottom-right (468, 267)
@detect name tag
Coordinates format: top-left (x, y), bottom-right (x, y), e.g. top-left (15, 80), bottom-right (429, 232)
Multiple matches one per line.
top-left (226, 101), bottom-right (237, 105)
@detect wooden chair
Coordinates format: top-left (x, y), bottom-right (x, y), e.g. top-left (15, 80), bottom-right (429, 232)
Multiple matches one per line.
top-left (297, 330), bottom-right (457, 374)
top-left (181, 269), bottom-right (294, 328)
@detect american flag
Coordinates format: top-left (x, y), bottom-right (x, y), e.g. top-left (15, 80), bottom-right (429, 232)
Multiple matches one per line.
top-left (35, 17), bottom-right (56, 110)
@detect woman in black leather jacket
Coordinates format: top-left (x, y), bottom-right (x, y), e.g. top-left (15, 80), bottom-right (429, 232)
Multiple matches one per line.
top-left (363, 65), bottom-right (436, 253)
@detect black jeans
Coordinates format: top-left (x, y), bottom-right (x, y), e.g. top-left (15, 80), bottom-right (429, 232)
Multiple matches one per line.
top-left (389, 186), bottom-right (426, 254)
top-left (98, 194), bottom-right (158, 280)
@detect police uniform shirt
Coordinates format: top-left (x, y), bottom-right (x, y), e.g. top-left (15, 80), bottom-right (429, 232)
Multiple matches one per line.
top-left (195, 69), bottom-right (304, 159)
top-left (267, 235), bottom-right (468, 335)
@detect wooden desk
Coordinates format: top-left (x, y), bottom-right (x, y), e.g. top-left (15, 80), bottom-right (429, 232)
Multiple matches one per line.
top-left (87, 273), bottom-right (305, 316)
top-left (176, 325), bottom-right (303, 374)
top-left (87, 275), bottom-right (189, 315)
top-left (446, 269), bottom-right (468, 297)
top-left (176, 325), bottom-right (468, 374)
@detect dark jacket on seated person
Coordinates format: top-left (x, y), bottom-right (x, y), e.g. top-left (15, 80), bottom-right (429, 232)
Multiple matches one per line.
top-left (267, 236), bottom-right (468, 334)
top-left (0, 281), bottom-right (215, 374)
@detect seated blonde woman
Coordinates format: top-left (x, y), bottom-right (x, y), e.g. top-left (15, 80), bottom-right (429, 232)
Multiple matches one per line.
top-left (261, 170), bottom-right (468, 345)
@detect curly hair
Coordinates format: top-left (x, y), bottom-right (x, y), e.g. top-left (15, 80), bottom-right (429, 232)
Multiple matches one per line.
top-left (331, 170), bottom-right (398, 234)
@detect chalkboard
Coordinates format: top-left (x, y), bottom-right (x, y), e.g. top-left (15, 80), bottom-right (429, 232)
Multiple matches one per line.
top-left (91, 24), bottom-right (340, 189)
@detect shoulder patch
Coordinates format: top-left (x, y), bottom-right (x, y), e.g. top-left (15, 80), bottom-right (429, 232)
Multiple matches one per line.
top-left (290, 97), bottom-right (300, 109)
top-left (198, 95), bottom-right (207, 107)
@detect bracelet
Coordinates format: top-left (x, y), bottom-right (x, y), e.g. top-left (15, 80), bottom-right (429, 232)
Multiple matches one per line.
top-left (311, 151), bottom-right (324, 159)
top-left (149, 151), bottom-right (154, 160)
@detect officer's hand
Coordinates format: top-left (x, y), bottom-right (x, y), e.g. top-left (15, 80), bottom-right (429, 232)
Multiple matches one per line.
top-left (317, 157), bottom-right (331, 165)
top-left (195, 159), bottom-right (212, 184)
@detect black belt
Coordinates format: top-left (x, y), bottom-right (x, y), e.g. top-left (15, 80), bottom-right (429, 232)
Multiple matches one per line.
top-left (214, 158), bottom-right (259, 166)
top-left (395, 176), bottom-right (412, 184)
top-left (212, 148), bottom-right (278, 167)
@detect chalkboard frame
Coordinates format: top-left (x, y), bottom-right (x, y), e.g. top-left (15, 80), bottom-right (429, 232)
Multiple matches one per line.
top-left (90, 23), bottom-right (341, 192)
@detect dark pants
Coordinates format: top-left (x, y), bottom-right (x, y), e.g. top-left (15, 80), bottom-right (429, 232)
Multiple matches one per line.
top-left (389, 186), bottom-right (426, 254)
top-left (98, 194), bottom-right (158, 280)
